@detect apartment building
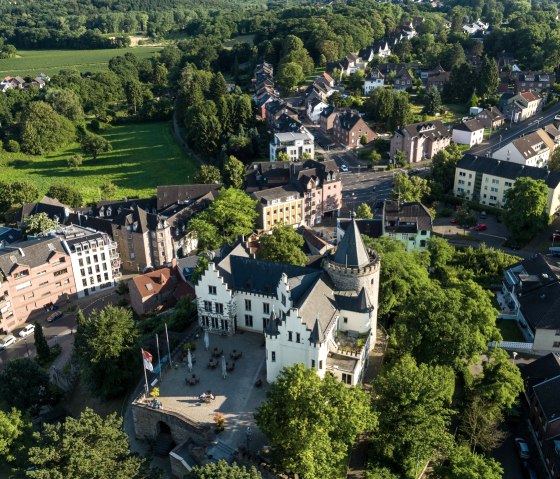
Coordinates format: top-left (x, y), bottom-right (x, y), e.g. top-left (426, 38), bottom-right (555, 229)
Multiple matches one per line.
top-left (390, 120), bottom-right (451, 163)
top-left (492, 129), bottom-right (553, 168)
top-left (453, 154), bottom-right (560, 213)
top-left (252, 185), bottom-right (305, 230)
top-left (500, 91), bottom-right (542, 123)
top-left (0, 237), bottom-right (76, 333)
top-left (57, 225), bottom-right (120, 298)
top-left (332, 110), bottom-right (377, 147)
top-left (363, 69), bottom-right (385, 95)
top-left (452, 118), bottom-right (485, 147)
top-left (269, 130), bottom-right (314, 161)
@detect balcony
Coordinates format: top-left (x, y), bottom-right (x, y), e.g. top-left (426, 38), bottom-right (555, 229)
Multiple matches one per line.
top-left (335, 330), bottom-right (369, 355)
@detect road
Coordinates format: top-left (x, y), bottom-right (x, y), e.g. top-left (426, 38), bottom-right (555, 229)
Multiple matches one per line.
top-left (469, 102), bottom-right (560, 156)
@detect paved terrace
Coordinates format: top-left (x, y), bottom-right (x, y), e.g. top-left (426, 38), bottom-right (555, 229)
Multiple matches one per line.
top-left (151, 331), bottom-right (271, 454)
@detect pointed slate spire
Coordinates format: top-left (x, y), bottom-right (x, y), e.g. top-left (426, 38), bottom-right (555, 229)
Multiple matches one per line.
top-left (309, 316), bottom-right (322, 346)
top-left (333, 218), bottom-right (370, 268)
top-left (264, 308), bottom-right (280, 338)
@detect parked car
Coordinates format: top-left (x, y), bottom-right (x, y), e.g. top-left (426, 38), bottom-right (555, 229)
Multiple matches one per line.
top-left (0, 335), bottom-right (17, 350)
top-left (552, 230), bottom-right (560, 241)
top-left (450, 218), bottom-right (457, 224)
top-left (515, 437), bottom-right (531, 460)
top-left (46, 311), bottom-right (63, 323)
top-left (18, 324), bottom-right (35, 338)
top-left (474, 224), bottom-right (488, 231)
top-left (340, 164), bottom-right (349, 172)
top-left (480, 210), bottom-right (487, 219)
top-left (555, 114), bottom-right (560, 122)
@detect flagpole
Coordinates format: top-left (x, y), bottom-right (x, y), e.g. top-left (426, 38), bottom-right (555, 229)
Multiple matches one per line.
top-left (141, 349), bottom-right (149, 397)
top-left (156, 334), bottom-right (162, 381)
top-left (164, 323), bottom-right (172, 370)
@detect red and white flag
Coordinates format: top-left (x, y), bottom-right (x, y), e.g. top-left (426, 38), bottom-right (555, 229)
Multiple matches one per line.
top-left (142, 349), bottom-right (154, 372)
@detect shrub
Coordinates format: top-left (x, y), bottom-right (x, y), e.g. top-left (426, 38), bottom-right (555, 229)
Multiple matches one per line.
top-left (6, 139), bottom-right (20, 152)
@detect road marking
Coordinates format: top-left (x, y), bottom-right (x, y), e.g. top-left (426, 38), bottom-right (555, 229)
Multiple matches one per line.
top-left (479, 232), bottom-right (507, 240)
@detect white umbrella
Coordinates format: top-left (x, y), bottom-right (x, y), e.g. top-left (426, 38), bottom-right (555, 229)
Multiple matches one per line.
top-left (221, 354), bottom-right (227, 379)
top-left (187, 349), bottom-right (193, 372)
top-left (204, 330), bottom-right (209, 351)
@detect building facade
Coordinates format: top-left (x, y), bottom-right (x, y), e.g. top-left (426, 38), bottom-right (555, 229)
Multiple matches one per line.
top-left (492, 129), bottom-right (553, 168)
top-left (0, 237), bottom-right (76, 333)
top-left (194, 219), bottom-right (381, 386)
top-left (58, 225), bottom-right (121, 298)
top-left (452, 119), bottom-right (485, 147)
top-left (252, 186), bottom-right (305, 230)
top-left (332, 110), bottom-right (377, 147)
top-left (269, 130), bottom-right (315, 162)
top-left (390, 120), bottom-right (451, 163)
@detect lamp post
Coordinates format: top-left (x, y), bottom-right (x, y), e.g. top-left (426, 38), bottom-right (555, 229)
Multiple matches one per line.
top-left (512, 351), bottom-right (518, 366)
top-left (246, 426), bottom-right (252, 451)
top-left (351, 192), bottom-right (356, 216)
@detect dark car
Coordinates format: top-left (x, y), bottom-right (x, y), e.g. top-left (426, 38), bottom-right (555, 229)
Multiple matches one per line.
top-left (515, 437), bottom-right (530, 460)
top-left (46, 311), bottom-right (63, 323)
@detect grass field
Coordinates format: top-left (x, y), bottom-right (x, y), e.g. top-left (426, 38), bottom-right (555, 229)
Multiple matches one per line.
top-left (0, 122), bottom-right (198, 203)
top-left (497, 320), bottom-right (525, 342)
top-left (0, 47), bottom-right (163, 77)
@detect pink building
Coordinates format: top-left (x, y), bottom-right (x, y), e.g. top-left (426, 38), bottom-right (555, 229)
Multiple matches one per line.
top-left (0, 237), bottom-right (76, 333)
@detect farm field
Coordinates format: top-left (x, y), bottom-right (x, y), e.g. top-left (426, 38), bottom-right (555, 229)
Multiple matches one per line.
top-left (0, 47), bottom-right (163, 77)
top-left (0, 122), bottom-right (198, 204)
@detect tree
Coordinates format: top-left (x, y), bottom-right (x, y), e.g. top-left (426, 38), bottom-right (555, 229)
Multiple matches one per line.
top-left (424, 86), bottom-right (442, 116)
top-left (193, 165), bottom-right (221, 184)
top-left (191, 256), bottom-right (209, 284)
top-left (80, 132), bottom-right (112, 160)
top-left (393, 151), bottom-right (407, 168)
top-left (20, 101), bottom-right (76, 155)
top-left (34, 322), bottom-right (51, 363)
top-left (74, 306), bottom-right (139, 399)
top-left (0, 408), bottom-right (27, 463)
top-left (257, 225), bottom-right (307, 267)
top-left (188, 188), bottom-right (257, 249)
top-left (440, 43), bottom-right (466, 71)
top-left (549, 148), bottom-right (560, 172)
top-left (276, 62), bottom-right (304, 92)
top-left (0, 358), bottom-right (54, 414)
top-left (67, 154), bottom-right (83, 170)
top-left (0, 180), bottom-right (38, 213)
top-left (47, 184), bottom-right (83, 208)
top-left (100, 181), bottom-right (118, 200)
top-left (45, 88), bottom-right (85, 122)
top-left (392, 172), bottom-right (431, 202)
top-left (22, 213), bottom-right (60, 236)
top-left (188, 460), bottom-right (261, 479)
top-left (125, 80), bottom-right (143, 113)
top-left (356, 203), bottom-right (373, 219)
top-left (373, 355), bottom-right (454, 476)
top-left (433, 443), bottom-right (503, 479)
top-left (459, 396), bottom-right (506, 453)
top-left (504, 177), bottom-right (549, 243)
top-left (430, 144), bottom-right (463, 195)
top-left (223, 155), bottom-right (245, 189)
top-left (276, 151), bottom-right (290, 162)
top-left (469, 91), bottom-right (480, 108)
top-left (428, 236), bottom-right (454, 272)
top-left (27, 408), bottom-right (146, 479)
top-left (255, 365), bottom-right (375, 479)
top-left (209, 72), bottom-right (228, 102)
top-left (477, 56), bottom-right (500, 98)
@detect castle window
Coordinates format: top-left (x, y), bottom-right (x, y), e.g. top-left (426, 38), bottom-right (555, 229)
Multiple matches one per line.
top-left (288, 331), bottom-right (293, 342)
top-left (319, 360), bottom-right (323, 369)
top-left (296, 333), bottom-right (301, 343)
top-left (204, 301), bottom-right (212, 312)
top-left (245, 299), bottom-right (252, 311)
top-left (312, 360), bottom-right (316, 368)
top-left (263, 303), bottom-right (270, 314)
top-left (215, 303), bottom-right (224, 314)
top-left (245, 314), bottom-right (253, 327)
top-left (343, 317), bottom-right (348, 324)
top-left (271, 351), bottom-right (276, 362)
top-left (208, 285), bottom-right (217, 295)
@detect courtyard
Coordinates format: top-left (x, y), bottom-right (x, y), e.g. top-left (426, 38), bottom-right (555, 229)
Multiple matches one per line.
top-left (149, 330), bottom-right (271, 455)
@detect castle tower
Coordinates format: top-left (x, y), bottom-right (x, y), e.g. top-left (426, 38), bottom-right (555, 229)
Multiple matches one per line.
top-left (323, 218), bottom-right (381, 324)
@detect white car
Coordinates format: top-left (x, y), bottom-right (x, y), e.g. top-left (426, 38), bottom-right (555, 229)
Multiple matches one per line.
top-left (18, 324), bottom-right (35, 338)
top-left (340, 164), bottom-right (349, 172)
top-left (0, 335), bottom-right (17, 350)
top-left (555, 114), bottom-right (560, 122)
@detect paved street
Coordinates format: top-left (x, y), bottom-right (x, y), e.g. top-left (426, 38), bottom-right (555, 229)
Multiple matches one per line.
top-left (470, 102), bottom-right (560, 156)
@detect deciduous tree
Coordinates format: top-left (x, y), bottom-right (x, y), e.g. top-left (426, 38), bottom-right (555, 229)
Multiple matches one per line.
top-left (257, 225), bottom-right (307, 266)
top-left (47, 184), bottom-right (83, 208)
top-left (223, 155), bottom-right (245, 189)
top-left (424, 85), bottom-right (442, 116)
top-left (276, 62), bottom-right (304, 92)
top-left (45, 88), bottom-right (85, 122)
top-left (80, 132), bottom-right (112, 160)
top-left (459, 396), bottom-right (506, 453)
top-left (193, 164), bottom-right (221, 184)
top-left (0, 408), bottom-right (27, 463)
top-left (22, 213), bottom-right (60, 236)
top-left (433, 443), bottom-right (503, 479)
top-left (392, 172), bottom-right (431, 202)
top-left (188, 460), bottom-right (261, 479)
top-left (356, 203), bottom-right (373, 219)
top-left (0, 180), bottom-right (38, 213)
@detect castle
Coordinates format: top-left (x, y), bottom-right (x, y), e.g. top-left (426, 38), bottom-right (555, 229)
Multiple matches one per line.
top-left (194, 219), bottom-right (380, 385)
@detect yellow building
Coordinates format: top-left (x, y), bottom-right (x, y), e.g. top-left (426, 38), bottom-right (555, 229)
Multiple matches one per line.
top-left (252, 185), bottom-right (305, 230)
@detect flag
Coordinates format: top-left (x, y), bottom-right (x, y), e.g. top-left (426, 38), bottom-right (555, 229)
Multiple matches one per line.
top-left (142, 349), bottom-right (154, 372)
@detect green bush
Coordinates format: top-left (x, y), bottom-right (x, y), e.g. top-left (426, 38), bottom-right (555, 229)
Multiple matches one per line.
top-left (6, 139), bottom-right (20, 152)
top-left (439, 208), bottom-right (453, 218)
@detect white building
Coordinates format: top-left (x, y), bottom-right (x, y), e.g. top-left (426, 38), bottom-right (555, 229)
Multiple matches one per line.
top-left (194, 220), bottom-right (381, 386)
top-left (363, 69), bottom-right (385, 95)
top-left (269, 130), bottom-right (315, 161)
top-left (57, 225), bottom-right (121, 298)
top-left (492, 129), bottom-right (552, 168)
top-left (452, 118), bottom-right (485, 147)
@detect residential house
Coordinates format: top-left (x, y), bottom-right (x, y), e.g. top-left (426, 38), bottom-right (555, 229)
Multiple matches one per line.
top-left (18, 196), bottom-right (72, 227)
top-left (475, 106), bottom-right (505, 130)
top-left (545, 124), bottom-right (560, 148)
top-left (0, 237), bottom-right (76, 333)
top-left (337, 200), bottom-right (432, 251)
top-left (393, 67), bottom-right (414, 91)
top-left (453, 154), bottom-right (560, 212)
top-left (319, 105), bottom-right (337, 135)
top-left (463, 19), bottom-right (489, 35)
top-left (252, 62), bottom-right (274, 91)
top-left (390, 120), bottom-right (451, 163)
top-left (246, 159), bottom-right (342, 228)
top-left (265, 99), bottom-right (299, 130)
top-left (332, 110), bottom-right (377, 147)
top-left (194, 219), bottom-right (381, 386)
top-left (372, 40), bottom-right (391, 58)
top-left (0, 227), bottom-right (22, 247)
top-left (492, 129), bottom-right (553, 168)
top-left (272, 113), bottom-right (304, 134)
top-left (423, 65), bottom-right (450, 90)
top-left (269, 130), bottom-right (315, 161)
top-left (57, 225), bottom-right (120, 298)
top-left (363, 69), bottom-right (385, 95)
top-left (156, 184), bottom-right (220, 210)
top-left (502, 254), bottom-right (560, 354)
top-left (306, 98), bottom-right (329, 124)
top-left (452, 118), bottom-right (485, 147)
top-left (520, 353), bottom-right (560, 479)
top-left (500, 91), bottom-right (543, 123)
top-left (515, 71), bottom-right (553, 93)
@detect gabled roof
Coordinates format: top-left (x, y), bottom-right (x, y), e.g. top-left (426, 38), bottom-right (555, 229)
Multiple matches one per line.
top-left (333, 218), bottom-right (370, 268)
top-left (130, 267), bottom-right (176, 299)
top-left (454, 118), bottom-right (484, 133)
top-left (264, 310), bottom-right (280, 337)
top-left (336, 110), bottom-right (363, 131)
top-left (334, 287), bottom-right (371, 313)
top-left (0, 237), bottom-right (67, 276)
top-left (521, 353), bottom-right (560, 387)
top-left (157, 184), bottom-right (220, 210)
top-left (399, 120), bottom-right (450, 140)
top-left (509, 131), bottom-right (550, 160)
top-left (520, 91), bottom-right (540, 102)
top-left (18, 196), bottom-right (70, 225)
top-left (533, 376), bottom-right (560, 422)
top-left (383, 200), bottom-right (433, 233)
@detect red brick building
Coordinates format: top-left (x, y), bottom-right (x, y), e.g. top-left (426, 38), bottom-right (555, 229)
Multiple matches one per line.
top-left (332, 110), bottom-right (377, 147)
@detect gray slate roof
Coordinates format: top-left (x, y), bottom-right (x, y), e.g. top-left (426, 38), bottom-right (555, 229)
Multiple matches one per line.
top-left (0, 237), bottom-right (66, 276)
top-left (399, 120), bottom-right (450, 140)
top-left (533, 376), bottom-right (560, 421)
top-left (334, 288), bottom-right (371, 313)
top-left (333, 218), bottom-right (370, 268)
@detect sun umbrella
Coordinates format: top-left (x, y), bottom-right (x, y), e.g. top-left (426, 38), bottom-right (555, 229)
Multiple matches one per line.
top-left (187, 349), bottom-right (193, 372)
top-left (204, 330), bottom-right (209, 351)
top-left (221, 354), bottom-right (227, 379)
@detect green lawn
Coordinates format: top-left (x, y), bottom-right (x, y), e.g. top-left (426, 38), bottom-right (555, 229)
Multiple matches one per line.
top-left (411, 102), bottom-right (467, 125)
top-left (497, 320), bottom-right (525, 342)
top-left (0, 122), bottom-right (198, 204)
top-left (0, 47), bottom-right (163, 77)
